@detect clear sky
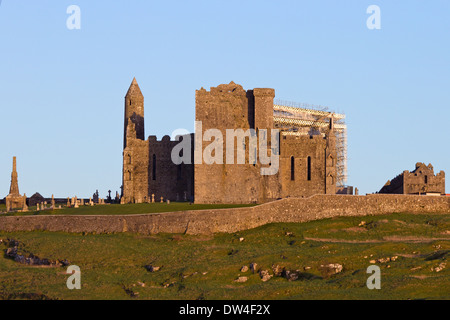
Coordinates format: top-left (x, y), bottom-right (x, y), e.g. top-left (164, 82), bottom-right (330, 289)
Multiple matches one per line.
top-left (0, 0), bottom-right (448, 198)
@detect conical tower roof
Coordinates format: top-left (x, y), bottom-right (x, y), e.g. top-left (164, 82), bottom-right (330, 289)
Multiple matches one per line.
top-left (125, 77), bottom-right (143, 97)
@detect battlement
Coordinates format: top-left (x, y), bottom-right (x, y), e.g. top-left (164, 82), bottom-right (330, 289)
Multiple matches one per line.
top-left (148, 134), bottom-right (193, 145)
top-left (253, 88), bottom-right (275, 97)
top-left (197, 81), bottom-right (247, 96)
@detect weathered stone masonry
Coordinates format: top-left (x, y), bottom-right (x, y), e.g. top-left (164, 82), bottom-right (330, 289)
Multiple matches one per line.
top-left (122, 80), bottom-right (338, 205)
top-left (1, 195), bottom-right (448, 235)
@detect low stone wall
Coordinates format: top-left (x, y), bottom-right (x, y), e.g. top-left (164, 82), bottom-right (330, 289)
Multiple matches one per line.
top-left (0, 194), bottom-right (448, 235)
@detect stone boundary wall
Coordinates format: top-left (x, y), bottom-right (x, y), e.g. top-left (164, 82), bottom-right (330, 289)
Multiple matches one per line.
top-left (0, 195), bottom-right (448, 235)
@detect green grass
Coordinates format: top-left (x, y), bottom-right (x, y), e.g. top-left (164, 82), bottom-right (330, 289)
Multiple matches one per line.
top-left (2, 202), bottom-right (256, 216)
top-left (0, 212), bottom-right (449, 300)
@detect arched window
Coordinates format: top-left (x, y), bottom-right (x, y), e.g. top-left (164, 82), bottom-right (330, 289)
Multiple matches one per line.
top-left (425, 175), bottom-right (428, 184)
top-left (128, 170), bottom-right (132, 181)
top-left (127, 154), bottom-right (131, 164)
top-left (290, 156), bottom-right (295, 181)
top-left (307, 156), bottom-right (312, 181)
top-left (152, 154), bottom-right (157, 180)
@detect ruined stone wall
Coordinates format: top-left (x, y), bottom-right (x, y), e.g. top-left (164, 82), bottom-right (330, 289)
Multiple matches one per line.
top-left (148, 135), bottom-right (194, 202)
top-left (122, 135), bottom-right (149, 204)
top-left (194, 82), bottom-right (281, 204)
top-left (1, 195), bottom-right (448, 235)
top-left (122, 79), bottom-right (148, 204)
top-left (380, 173), bottom-right (405, 194)
top-left (403, 164), bottom-right (445, 194)
top-left (380, 163), bottom-right (446, 195)
top-left (122, 80), bottom-right (338, 204)
top-left (124, 78), bottom-right (145, 149)
top-left (280, 135), bottom-right (327, 198)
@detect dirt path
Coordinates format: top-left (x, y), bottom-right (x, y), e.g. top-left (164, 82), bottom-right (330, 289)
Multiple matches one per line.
top-left (303, 236), bottom-right (450, 244)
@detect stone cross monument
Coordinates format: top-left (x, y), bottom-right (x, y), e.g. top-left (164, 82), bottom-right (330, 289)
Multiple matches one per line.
top-left (6, 157), bottom-right (27, 212)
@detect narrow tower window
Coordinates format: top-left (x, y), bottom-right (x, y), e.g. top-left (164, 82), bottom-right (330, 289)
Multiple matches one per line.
top-left (307, 156), bottom-right (312, 181)
top-left (152, 154), bottom-right (157, 180)
top-left (290, 156), bottom-right (295, 181)
top-left (177, 165), bottom-right (182, 180)
top-left (425, 175), bottom-right (428, 184)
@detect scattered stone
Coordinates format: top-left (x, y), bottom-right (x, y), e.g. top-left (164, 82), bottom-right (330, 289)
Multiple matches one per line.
top-left (137, 282), bottom-right (146, 287)
top-left (285, 232), bottom-right (294, 237)
top-left (122, 286), bottom-right (139, 298)
top-left (433, 262), bottom-right (446, 273)
top-left (259, 270), bottom-right (272, 282)
top-left (319, 263), bottom-right (343, 276)
top-left (163, 281), bottom-right (176, 288)
top-left (371, 256), bottom-right (399, 264)
top-left (234, 276), bottom-right (248, 283)
top-left (250, 263), bottom-right (258, 274)
top-left (283, 270), bottom-right (299, 281)
top-left (272, 265), bottom-right (283, 277)
top-left (240, 266), bottom-right (249, 273)
top-left (239, 237), bottom-right (245, 242)
top-left (4, 240), bottom-right (67, 267)
top-left (145, 265), bottom-right (161, 272)
top-left (359, 221), bottom-right (366, 227)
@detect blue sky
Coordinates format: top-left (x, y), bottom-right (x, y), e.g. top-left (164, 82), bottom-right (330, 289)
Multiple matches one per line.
top-left (0, 0), bottom-right (448, 198)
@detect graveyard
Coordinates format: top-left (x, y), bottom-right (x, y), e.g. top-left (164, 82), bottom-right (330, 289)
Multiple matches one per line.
top-left (0, 202), bottom-right (255, 216)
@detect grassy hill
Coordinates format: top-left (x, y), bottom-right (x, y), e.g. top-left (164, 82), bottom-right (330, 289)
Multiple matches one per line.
top-left (0, 212), bottom-right (449, 300)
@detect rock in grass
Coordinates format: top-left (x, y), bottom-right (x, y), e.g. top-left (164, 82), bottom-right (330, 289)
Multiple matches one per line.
top-left (145, 265), bottom-right (161, 272)
top-left (240, 265), bottom-right (249, 273)
top-left (259, 270), bottom-right (273, 282)
top-left (319, 263), bottom-right (343, 275)
top-left (272, 265), bottom-right (283, 277)
top-left (235, 276), bottom-right (248, 283)
top-left (284, 270), bottom-right (299, 281)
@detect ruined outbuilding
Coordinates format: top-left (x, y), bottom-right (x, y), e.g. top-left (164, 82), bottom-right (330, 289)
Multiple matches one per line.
top-left (379, 162), bottom-right (445, 195)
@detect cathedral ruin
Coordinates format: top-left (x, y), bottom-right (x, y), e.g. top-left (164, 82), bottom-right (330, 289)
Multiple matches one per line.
top-left (121, 79), bottom-right (347, 204)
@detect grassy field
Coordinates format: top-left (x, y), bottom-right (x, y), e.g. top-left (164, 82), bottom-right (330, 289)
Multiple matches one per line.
top-left (1, 202), bottom-right (255, 216)
top-left (0, 212), bottom-right (449, 300)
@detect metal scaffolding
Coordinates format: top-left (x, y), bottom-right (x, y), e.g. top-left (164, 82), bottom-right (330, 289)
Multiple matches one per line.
top-left (273, 99), bottom-right (348, 187)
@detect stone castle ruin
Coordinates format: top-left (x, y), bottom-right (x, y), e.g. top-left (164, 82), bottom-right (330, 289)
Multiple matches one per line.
top-left (380, 162), bottom-right (445, 195)
top-left (122, 79), bottom-right (347, 204)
